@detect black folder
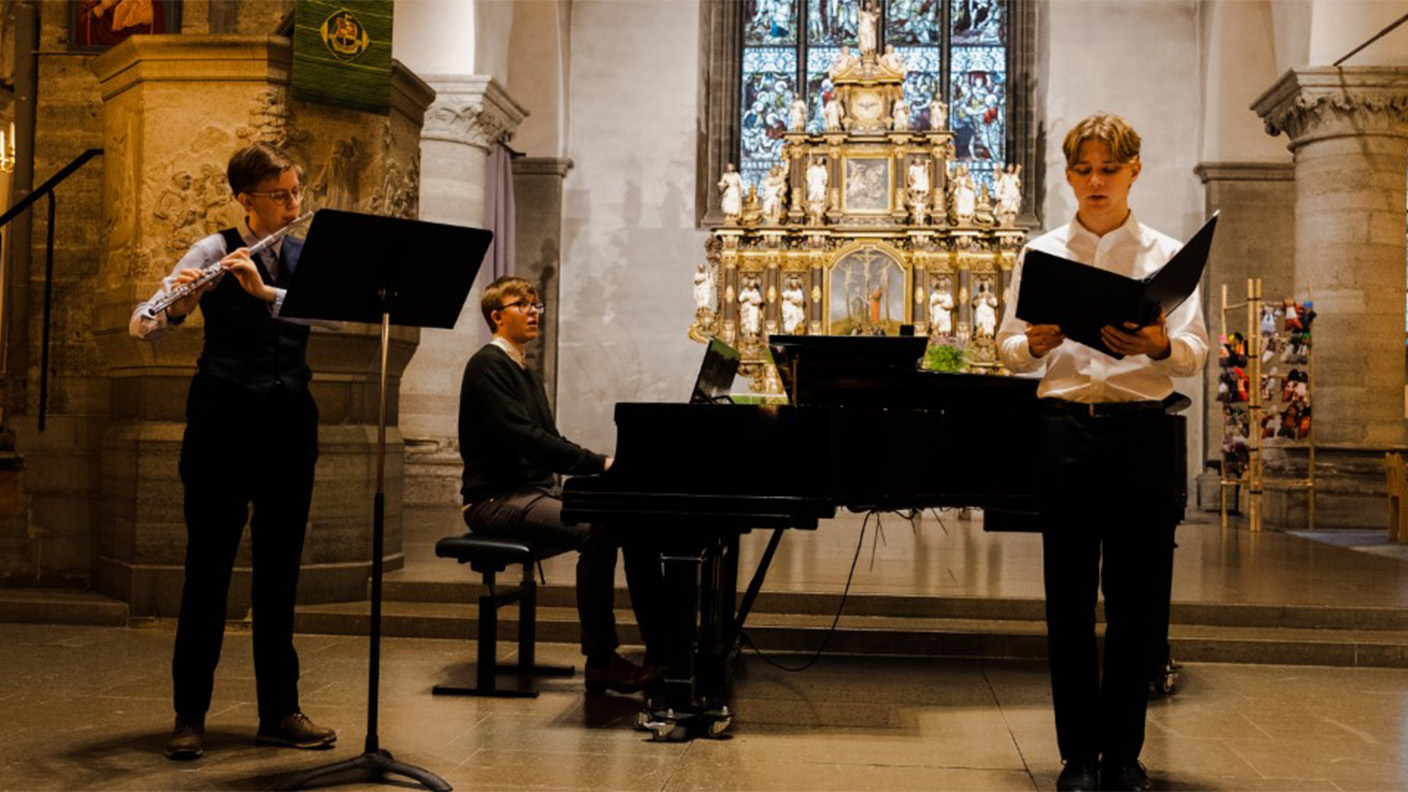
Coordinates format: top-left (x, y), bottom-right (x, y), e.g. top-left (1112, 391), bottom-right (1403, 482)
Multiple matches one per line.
top-left (1015, 212), bottom-right (1218, 359)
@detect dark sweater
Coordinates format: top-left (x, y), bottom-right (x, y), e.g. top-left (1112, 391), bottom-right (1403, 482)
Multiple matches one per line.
top-left (459, 343), bottom-right (607, 503)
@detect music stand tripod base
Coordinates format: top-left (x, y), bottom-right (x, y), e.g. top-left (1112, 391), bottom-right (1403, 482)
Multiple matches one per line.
top-left (278, 748), bottom-right (451, 792)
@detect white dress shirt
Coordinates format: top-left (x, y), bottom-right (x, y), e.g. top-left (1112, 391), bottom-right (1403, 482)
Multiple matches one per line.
top-left (997, 211), bottom-right (1209, 403)
top-left (489, 336), bottom-right (528, 369)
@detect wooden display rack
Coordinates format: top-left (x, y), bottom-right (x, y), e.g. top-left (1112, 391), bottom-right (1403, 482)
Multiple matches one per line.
top-left (1219, 278), bottom-right (1316, 532)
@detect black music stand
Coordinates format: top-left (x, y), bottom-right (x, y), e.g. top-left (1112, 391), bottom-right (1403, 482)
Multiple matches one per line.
top-left (276, 209), bottom-right (493, 792)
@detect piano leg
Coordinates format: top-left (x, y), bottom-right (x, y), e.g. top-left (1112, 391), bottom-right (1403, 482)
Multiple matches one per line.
top-left (640, 533), bottom-right (739, 741)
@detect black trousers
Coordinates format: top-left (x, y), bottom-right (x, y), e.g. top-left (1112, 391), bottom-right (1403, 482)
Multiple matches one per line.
top-left (172, 375), bottom-right (319, 723)
top-left (1038, 400), bottom-right (1180, 765)
top-left (464, 488), bottom-right (666, 662)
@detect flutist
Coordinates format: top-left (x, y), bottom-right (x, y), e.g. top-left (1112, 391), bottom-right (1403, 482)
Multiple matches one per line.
top-left (130, 142), bottom-right (337, 761)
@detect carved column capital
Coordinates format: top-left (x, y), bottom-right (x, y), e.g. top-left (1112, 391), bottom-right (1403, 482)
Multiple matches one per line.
top-left (1252, 67), bottom-right (1408, 148)
top-left (420, 75), bottom-right (528, 151)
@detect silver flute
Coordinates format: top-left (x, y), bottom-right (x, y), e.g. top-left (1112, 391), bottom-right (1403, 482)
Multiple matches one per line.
top-left (141, 211), bottom-right (315, 319)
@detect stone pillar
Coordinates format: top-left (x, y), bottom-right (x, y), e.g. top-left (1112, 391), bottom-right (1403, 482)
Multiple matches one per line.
top-left (1191, 162), bottom-right (1295, 510)
top-left (1252, 67), bottom-right (1408, 526)
top-left (399, 76), bottom-right (526, 506)
top-left (513, 157), bottom-right (573, 410)
top-left (89, 36), bottom-right (434, 615)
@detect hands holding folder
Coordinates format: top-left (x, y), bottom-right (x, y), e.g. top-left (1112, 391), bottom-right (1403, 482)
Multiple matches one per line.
top-left (1025, 310), bottom-right (1170, 360)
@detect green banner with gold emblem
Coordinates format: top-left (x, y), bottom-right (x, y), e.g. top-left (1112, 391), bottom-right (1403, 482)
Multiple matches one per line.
top-left (292, 0), bottom-right (393, 115)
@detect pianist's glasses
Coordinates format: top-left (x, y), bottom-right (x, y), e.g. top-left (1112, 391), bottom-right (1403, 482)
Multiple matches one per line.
top-left (501, 300), bottom-right (546, 315)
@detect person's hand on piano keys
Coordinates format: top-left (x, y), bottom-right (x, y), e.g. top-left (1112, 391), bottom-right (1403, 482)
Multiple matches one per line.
top-left (1026, 324), bottom-right (1067, 358)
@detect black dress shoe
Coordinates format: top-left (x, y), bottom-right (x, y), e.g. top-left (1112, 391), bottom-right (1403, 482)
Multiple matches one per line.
top-left (1101, 760), bottom-right (1151, 791)
top-left (164, 716), bottom-right (204, 761)
top-left (1056, 759), bottom-right (1100, 792)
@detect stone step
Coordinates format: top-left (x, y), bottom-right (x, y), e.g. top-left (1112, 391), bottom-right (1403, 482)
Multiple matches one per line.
top-left (293, 599), bottom-right (1408, 669)
top-left (0, 588), bottom-right (129, 627)
top-left (379, 579), bottom-right (1408, 631)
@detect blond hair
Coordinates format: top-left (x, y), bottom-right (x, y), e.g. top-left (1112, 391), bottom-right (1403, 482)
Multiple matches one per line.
top-left (1061, 112), bottom-right (1141, 168)
top-left (481, 276), bottom-right (539, 331)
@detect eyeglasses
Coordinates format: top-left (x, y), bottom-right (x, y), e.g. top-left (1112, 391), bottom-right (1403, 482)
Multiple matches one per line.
top-left (500, 301), bottom-right (546, 315)
top-left (246, 187), bottom-right (302, 207)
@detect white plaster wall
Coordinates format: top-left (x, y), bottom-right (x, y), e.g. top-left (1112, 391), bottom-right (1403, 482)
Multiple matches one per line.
top-left (509, 0), bottom-right (568, 156)
top-left (1200, 0), bottom-right (1289, 162)
top-left (556, 0), bottom-right (709, 454)
top-left (1308, 0), bottom-right (1408, 66)
top-left (392, 0), bottom-right (477, 75)
top-left (475, 0), bottom-right (515, 80)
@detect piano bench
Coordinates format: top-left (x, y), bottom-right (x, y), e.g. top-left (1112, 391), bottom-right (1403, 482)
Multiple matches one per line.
top-left (431, 534), bottom-right (575, 699)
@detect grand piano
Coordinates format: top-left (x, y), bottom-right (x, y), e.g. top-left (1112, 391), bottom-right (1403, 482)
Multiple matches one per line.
top-left (562, 335), bottom-right (1184, 740)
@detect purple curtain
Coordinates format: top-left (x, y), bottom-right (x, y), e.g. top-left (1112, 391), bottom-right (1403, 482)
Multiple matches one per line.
top-left (482, 143), bottom-right (516, 281)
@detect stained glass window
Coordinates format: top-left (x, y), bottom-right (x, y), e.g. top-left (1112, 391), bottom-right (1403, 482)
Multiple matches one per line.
top-left (808, 0), bottom-right (859, 45)
top-left (886, 0), bottom-right (942, 45)
top-left (950, 45), bottom-right (1006, 190)
top-left (740, 48), bottom-right (798, 190)
top-left (744, 0), bottom-right (799, 45)
top-left (738, 0), bottom-right (1011, 195)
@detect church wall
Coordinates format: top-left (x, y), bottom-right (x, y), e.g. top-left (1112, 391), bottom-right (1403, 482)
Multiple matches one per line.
top-left (1199, 0), bottom-right (1289, 163)
top-left (556, 0), bottom-right (708, 454)
top-left (1307, 0), bottom-right (1408, 67)
top-left (509, 0), bottom-right (568, 158)
top-left (393, 0), bottom-right (477, 76)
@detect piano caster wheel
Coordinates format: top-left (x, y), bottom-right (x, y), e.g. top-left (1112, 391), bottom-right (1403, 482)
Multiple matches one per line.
top-left (706, 715), bottom-right (732, 738)
top-left (648, 722), bottom-right (689, 742)
top-left (634, 710), bottom-right (654, 732)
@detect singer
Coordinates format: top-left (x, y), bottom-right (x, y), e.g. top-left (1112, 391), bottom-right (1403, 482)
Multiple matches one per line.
top-left (130, 142), bottom-right (336, 761)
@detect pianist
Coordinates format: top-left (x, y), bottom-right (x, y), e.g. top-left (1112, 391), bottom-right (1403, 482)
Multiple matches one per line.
top-left (458, 275), bottom-right (663, 694)
top-left (997, 113), bottom-right (1208, 792)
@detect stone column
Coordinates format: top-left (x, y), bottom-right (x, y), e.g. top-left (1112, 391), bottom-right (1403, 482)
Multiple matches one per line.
top-left (1252, 67), bottom-right (1408, 526)
top-left (513, 157), bottom-right (573, 410)
top-left (89, 36), bottom-right (434, 615)
top-left (1191, 162), bottom-right (1295, 511)
top-left (399, 76), bottom-right (526, 505)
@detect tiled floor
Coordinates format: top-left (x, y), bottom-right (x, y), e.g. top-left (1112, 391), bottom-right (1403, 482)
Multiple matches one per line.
top-left (3, 622), bottom-right (1408, 791)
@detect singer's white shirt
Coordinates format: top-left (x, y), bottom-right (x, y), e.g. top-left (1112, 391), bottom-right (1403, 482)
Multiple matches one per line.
top-left (129, 217), bottom-right (311, 339)
top-left (996, 211), bottom-right (1209, 403)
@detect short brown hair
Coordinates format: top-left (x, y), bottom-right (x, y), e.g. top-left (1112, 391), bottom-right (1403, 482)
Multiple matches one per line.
top-left (481, 276), bottom-right (538, 331)
top-left (227, 142), bottom-right (301, 196)
top-left (1061, 112), bottom-right (1141, 168)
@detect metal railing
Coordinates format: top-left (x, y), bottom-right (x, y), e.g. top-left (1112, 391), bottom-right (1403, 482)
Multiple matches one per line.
top-left (0, 148), bottom-right (103, 431)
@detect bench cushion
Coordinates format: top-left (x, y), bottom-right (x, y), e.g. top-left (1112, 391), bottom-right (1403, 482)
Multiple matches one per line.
top-left (435, 534), bottom-right (562, 571)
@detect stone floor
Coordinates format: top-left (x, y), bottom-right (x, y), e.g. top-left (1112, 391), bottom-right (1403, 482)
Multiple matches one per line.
top-left (8, 509), bottom-right (1408, 790)
top-left (5, 621), bottom-right (1408, 792)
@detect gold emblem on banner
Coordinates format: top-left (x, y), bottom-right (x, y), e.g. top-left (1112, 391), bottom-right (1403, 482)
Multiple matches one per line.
top-left (320, 10), bottom-right (371, 62)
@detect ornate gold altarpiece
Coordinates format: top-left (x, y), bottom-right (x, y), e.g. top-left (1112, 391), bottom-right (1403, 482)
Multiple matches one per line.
top-left (690, 48), bottom-right (1028, 389)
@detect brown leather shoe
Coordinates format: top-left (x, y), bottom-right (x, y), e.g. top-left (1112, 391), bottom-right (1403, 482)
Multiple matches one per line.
top-left (255, 712), bottom-right (336, 749)
top-left (164, 716), bottom-right (204, 761)
top-left (585, 655), bottom-right (657, 694)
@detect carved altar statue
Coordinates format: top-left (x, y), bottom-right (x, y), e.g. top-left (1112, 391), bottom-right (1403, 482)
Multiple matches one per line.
top-left (718, 162), bottom-right (743, 220)
top-left (929, 278), bottom-right (954, 336)
top-left (823, 95), bottom-right (843, 132)
top-left (693, 261), bottom-right (715, 313)
top-left (738, 276), bottom-right (764, 339)
top-left (973, 279), bottom-right (998, 339)
top-left (995, 163), bottom-right (1022, 224)
top-left (892, 98), bottom-right (911, 131)
top-left (761, 163), bottom-right (789, 223)
top-left (928, 97), bottom-right (948, 131)
top-left (858, 1), bottom-right (880, 56)
top-left (951, 163), bottom-right (976, 223)
top-left (829, 45), bottom-right (859, 80)
top-left (781, 274), bottom-right (807, 334)
top-left (880, 44), bottom-right (907, 76)
top-left (974, 184), bottom-right (996, 227)
top-left (805, 157), bottom-right (829, 217)
top-left (906, 160), bottom-right (929, 224)
top-left (789, 98), bottom-right (808, 133)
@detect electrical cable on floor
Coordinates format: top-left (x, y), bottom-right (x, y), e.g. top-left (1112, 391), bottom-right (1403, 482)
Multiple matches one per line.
top-left (739, 510), bottom-right (874, 673)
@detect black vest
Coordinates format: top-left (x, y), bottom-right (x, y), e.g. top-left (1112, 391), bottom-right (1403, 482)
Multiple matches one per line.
top-left (195, 228), bottom-right (311, 393)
